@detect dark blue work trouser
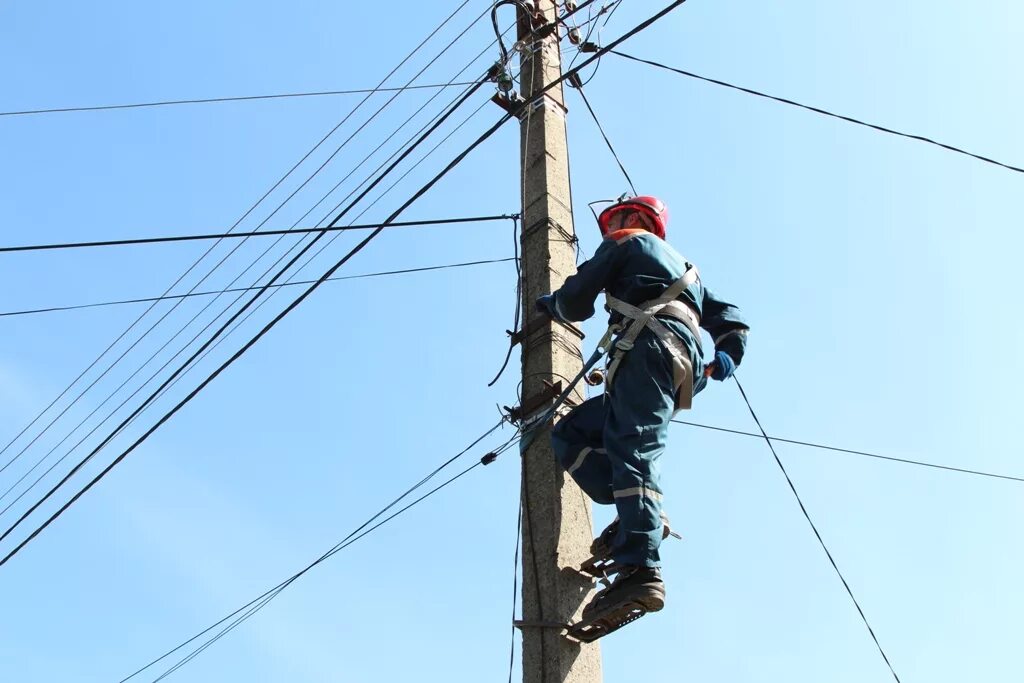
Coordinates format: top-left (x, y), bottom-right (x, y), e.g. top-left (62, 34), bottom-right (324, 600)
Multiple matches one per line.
top-left (552, 329), bottom-right (694, 568)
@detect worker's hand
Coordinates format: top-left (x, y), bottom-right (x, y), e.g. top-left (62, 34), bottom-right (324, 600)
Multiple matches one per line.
top-left (535, 293), bottom-right (559, 320)
top-left (705, 350), bottom-right (736, 381)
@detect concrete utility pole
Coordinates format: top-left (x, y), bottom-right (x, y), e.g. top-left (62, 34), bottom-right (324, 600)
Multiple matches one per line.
top-left (516, 2), bottom-right (602, 682)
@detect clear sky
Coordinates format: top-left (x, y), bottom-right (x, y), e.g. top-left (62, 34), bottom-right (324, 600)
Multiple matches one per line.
top-left (1, 1), bottom-right (1022, 682)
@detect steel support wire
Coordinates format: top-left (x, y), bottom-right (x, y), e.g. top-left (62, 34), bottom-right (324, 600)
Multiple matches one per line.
top-left (610, 49), bottom-right (1024, 176)
top-left (0, 74), bottom-right (494, 558)
top-left (0, 82), bottom-right (479, 118)
top-left (572, 83), bottom-right (637, 194)
top-left (733, 377), bottom-right (902, 683)
top-left (671, 419), bottom-right (1024, 483)
top-left (1, 254), bottom-right (516, 319)
top-left (0, 1), bottom-right (477, 478)
top-left (0, 0), bottom-right (693, 567)
top-left (118, 419), bottom-right (508, 683)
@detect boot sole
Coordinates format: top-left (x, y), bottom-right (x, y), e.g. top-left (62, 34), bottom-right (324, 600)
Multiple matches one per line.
top-left (568, 593), bottom-right (665, 643)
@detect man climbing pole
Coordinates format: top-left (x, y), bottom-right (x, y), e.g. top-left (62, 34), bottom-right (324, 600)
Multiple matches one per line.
top-left (534, 195), bottom-right (749, 641)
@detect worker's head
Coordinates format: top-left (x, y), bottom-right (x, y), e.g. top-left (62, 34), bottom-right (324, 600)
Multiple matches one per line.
top-left (597, 195), bottom-right (669, 239)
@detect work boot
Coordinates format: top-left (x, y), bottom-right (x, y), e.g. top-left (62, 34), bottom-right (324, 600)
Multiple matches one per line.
top-left (583, 513), bottom-right (680, 576)
top-left (568, 565), bottom-right (666, 642)
top-left (583, 565), bottom-right (666, 619)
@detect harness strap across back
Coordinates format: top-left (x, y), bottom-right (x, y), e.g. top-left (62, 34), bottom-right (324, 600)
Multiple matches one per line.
top-left (603, 266), bottom-right (702, 411)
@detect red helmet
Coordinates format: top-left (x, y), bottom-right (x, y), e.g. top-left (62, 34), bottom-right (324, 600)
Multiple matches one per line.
top-left (597, 195), bottom-right (669, 239)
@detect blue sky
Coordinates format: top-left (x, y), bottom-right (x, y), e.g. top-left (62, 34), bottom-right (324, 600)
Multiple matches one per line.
top-left (1, 1), bottom-right (1022, 681)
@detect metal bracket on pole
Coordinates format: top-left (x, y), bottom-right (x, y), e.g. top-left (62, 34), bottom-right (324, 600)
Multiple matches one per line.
top-left (514, 620), bottom-right (568, 630)
top-left (492, 91), bottom-right (527, 114)
top-left (510, 312), bottom-right (585, 347)
top-left (516, 93), bottom-right (568, 120)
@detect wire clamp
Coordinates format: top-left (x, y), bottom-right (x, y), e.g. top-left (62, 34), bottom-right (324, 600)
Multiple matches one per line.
top-left (504, 380), bottom-right (577, 426)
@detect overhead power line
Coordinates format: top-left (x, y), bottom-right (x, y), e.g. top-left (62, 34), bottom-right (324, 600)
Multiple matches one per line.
top-left (571, 83), bottom-right (637, 194)
top-left (0, 1), bottom-right (476, 475)
top-left (610, 50), bottom-right (1024, 176)
top-left (0, 69), bottom-right (496, 563)
top-left (672, 419), bottom-right (1024, 483)
top-left (0, 17), bottom-right (512, 526)
top-left (0, 214), bottom-right (516, 253)
top-left (118, 420), bottom-right (511, 683)
top-left (0, 1), bottom-right (483, 483)
top-left (0, 257), bottom-right (515, 319)
top-left (0, 0), bottom-right (688, 568)
top-left (0, 82), bottom-right (480, 118)
top-left (733, 378), bottom-right (902, 683)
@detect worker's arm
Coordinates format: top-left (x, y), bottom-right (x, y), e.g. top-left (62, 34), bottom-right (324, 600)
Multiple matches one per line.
top-left (701, 287), bottom-right (749, 369)
top-left (539, 239), bottom-right (622, 322)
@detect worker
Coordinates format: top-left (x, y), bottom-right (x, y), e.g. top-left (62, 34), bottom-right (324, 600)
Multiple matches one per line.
top-left (534, 195), bottom-right (749, 641)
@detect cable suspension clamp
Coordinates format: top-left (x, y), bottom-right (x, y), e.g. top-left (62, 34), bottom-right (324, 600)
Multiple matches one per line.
top-left (504, 379), bottom-right (580, 428)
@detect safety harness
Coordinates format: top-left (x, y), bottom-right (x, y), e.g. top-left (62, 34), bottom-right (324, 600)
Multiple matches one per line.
top-left (603, 234), bottom-right (703, 411)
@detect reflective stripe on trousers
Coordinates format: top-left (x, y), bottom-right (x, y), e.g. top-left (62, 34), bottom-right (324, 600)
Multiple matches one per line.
top-left (551, 329), bottom-right (676, 568)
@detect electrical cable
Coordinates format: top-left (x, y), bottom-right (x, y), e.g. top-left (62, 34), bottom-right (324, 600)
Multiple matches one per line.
top-left (0, 256), bottom-right (516, 319)
top-left (0, 254), bottom-right (518, 515)
top-left (0, 0), bottom-right (478, 479)
top-left (0, 3), bottom-right (499, 522)
top-left (0, 64), bottom-right (494, 522)
top-left (572, 84), bottom-right (637, 194)
top-left (0, 0), bottom-right (693, 567)
top-left (733, 377), bottom-right (902, 683)
top-left (118, 418), bottom-right (508, 683)
top-left (0, 72), bottom-right (495, 558)
top-left (219, 12), bottom-right (520, 401)
top-left (610, 50), bottom-right (1024, 176)
top-left (507, 489), bottom-right (524, 683)
top-left (0, 82), bottom-right (480, 118)
top-left (486, 216), bottom-right (522, 386)
top-left (671, 418), bottom-right (1024, 483)
top-left (125, 22), bottom-right (518, 421)
top-left (492, 0), bottom-right (535, 67)
top-left (172, 94), bottom-right (503, 411)
top-left (134, 9), bottom-right (525, 416)
top-left (5, 79), bottom-right (509, 520)
top-left (564, 0), bottom-right (621, 79)
top-left (151, 461), bottom-right (486, 683)
top-left (0, 214), bottom-right (516, 253)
